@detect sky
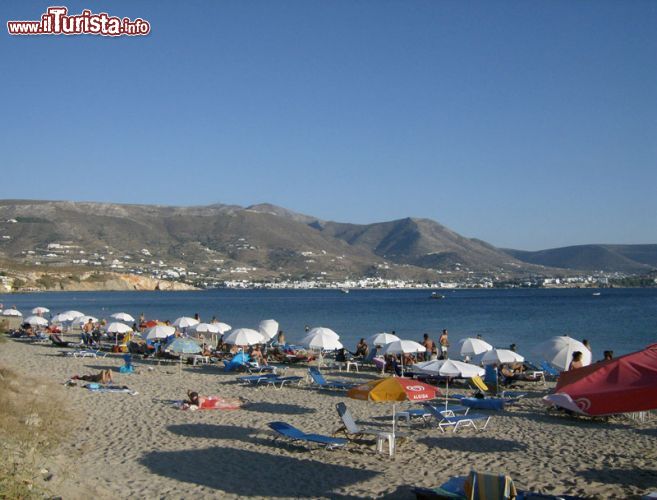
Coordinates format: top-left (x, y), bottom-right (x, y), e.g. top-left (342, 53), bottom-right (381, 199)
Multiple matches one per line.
top-left (1, 1), bottom-right (656, 250)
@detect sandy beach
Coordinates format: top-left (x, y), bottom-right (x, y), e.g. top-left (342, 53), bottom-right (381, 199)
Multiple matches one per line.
top-left (2, 339), bottom-right (657, 499)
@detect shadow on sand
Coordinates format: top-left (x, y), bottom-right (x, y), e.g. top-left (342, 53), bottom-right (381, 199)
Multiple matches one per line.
top-left (167, 423), bottom-right (254, 440)
top-left (242, 401), bottom-right (316, 415)
top-left (578, 467), bottom-right (657, 489)
top-left (139, 446), bottom-right (379, 497)
top-left (417, 436), bottom-right (527, 453)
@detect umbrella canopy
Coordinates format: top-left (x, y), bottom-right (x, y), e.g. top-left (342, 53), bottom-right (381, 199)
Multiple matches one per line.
top-left (110, 312), bottom-right (135, 323)
top-left (480, 349), bottom-right (524, 366)
top-left (165, 337), bottom-right (201, 354)
top-left (544, 344), bottom-right (657, 416)
top-left (301, 332), bottom-right (343, 351)
top-left (348, 377), bottom-right (440, 455)
top-left (258, 319), bottom-right (279, 340)
top-left (144, 325), bottom-right (176, 340)
top-left (172, 316), bottom-right (200, 329)
top-left (61, 310), bottom-right (84, 319)
top-left (458, 337), bottom-right (493, 357)
top-left (224, 328), bottom-right (265, 346)
top-left (305, 327), bottom-right (339, 340)
top-left (367, 332), bottom-right (400, 346)
top-left (214, 322), bottom-right (232, 334)
top-left (31, 307), bottom-right (50, 315)
top-left (2, 308), bottom-right (22, 317)
top-left (533, 336), bottom-right (592, 372)
top-left (73, 315), bottom-right (98, 327)
top-left (24, 315), bottom-right (49, 327)
top-left (348, 377), bottom-right (440, 402)
top-left (106, 322), bottom-right (133, 334)
top-left (414, 359), bottom-right (485, 411)
top-left (382, 340), bottom-right (426, 355)
top-left (190, 322), bottom-right (222, 335)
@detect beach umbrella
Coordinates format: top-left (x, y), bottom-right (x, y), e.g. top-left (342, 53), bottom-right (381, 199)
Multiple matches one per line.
top-left (165, 337), bottom-right (202, 354)
top-left (61, 310), bottom-right (85, 319)
top-left (458, 337), bottom-right (493, 358)
top-left (24, 315), bottom-right (49, 327)
top-left (144, 325), bottom-right (176, 340)
top-left (258, 319), bottom-right (279, 341)
top-left (533, 336), bottom-right (592, 372)
top-left (305, 327), bottom-right (339, 340)
top-left (480, 349), bottom-right (524, 366)
top-left (31, 307), bottom-right (50, 315)
top-left (110, 312), bottom-right (135, 323)
top-left (73, 315), bottom-right (98, 327)
top-left (215, 322), bottom-right (232, 334)
top-left (106, 321), bottom-right (133, 345)
top-left (382, 340), bottom-right (426, 376)
top-left (2, 308), bottom-right (22, 317)
top-left (224, 328), bottom-right (265, 347)
top-left (414, 359), bottom-right (485, 411)
top-left (301, 331), bottom-right (344, 351)
top-left (367, 332), bottom-right (400, 346)
top-left (190, 322), bottom-right (222, 335)
top-left (172, 316), bottom-right (200, 329)
top-left (348, 378), bottom-right (439, 455)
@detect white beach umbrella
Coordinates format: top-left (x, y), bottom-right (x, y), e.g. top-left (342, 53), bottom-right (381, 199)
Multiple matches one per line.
top-left (31, 306), bottom-right (50, 315)
top-left (215, 322), bottom-right (232, 334)
top-left (258, 319), bottom-right (279, 341)
top-left (144, 325), bottom-right (176, 340)
top-left (73, 315), bottom-right (98, 327)
top-left (306, 327), bottom-right (339, 340)
top-left (458, 337), bottom-right (493, 358)
top-left (533, 336), bottom-right (592, 372)
top-left (382, 340), bottom-right (426, 377)
top-left (367, 332), bottom-right (400, 346)
top-left (2, 308), bottom-right (22, 317)
top-left (480, 348), bottom-right (524, 366)
top-left (414, 359), bottom-right (485, 411)
top-left (190, 322), bottom-right (222, 335)
top-left (106, 322), bottom-right (132, 334)
top-left (61, 310), bottom-right (84, 319)
top-left (224, 328), bottom-right (265, 346)
top-left (110, 312), bottom-right (135, 323)
top-left (24, 315), bottom-right (49, 327)
top-left (172, 316), bottom-right (200, 329)
top-left (301, 332), bottom-right (344, 351)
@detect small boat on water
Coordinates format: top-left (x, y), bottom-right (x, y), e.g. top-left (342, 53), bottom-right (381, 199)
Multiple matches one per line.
top-left (340, 288), bottom-right (350, 294)
top-left (592, 292), bottom-right (601, 296)
top-left (430, 292), bottom-right (445, 300)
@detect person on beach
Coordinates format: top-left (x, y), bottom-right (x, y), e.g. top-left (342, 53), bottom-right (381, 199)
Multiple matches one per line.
top-left (355, 338), bottom-right (368, 358)
top-left (72, 369), bottom-right (113, 384)
top-left (582, 339), bottom-right (591, 352)
top-left (277, 330), bottom-right (286, 345)
top-left (439, 329), bottom-right (449, 359)
top-left (194, 313), bottom-right (200, 322)
top-left (421, 333), bottom-right (435, 361)
top-left (569, 351), bottom-right (584, 370)
top-left (82, 318), bottom-right (94, 345)
top-left (251, 345), bottom-right (268, 366)
top-left (603, 350), bottom-right (613, 361)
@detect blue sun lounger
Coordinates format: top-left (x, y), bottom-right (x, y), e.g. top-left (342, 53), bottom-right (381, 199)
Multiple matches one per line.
top-left (422, 403), bottom-right (491, 433)
top-left (268, 421), bottom-right (348, 449)
top-left (237, 373), bottom-right (279, 384)
top-left (308, 367), bottom-right (356, 390)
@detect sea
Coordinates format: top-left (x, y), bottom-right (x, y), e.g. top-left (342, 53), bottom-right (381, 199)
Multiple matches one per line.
top-left (2, 288), bottom-right (656, 362)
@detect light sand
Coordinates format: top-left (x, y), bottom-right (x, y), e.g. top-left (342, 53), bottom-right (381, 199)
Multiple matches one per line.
top-left (2, 339), bottom-right (657, 499)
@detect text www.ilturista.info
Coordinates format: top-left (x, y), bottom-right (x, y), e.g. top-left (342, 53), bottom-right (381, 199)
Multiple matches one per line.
top-left (7, 7), bottom-right (150, 36)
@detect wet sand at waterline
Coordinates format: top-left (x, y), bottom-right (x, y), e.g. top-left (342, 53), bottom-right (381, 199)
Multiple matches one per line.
top-left (1, 340), bottom-right (656, 499)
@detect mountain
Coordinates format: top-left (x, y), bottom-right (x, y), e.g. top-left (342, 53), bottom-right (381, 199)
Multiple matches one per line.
top-left (0, 200), bottom-right (542, 282)
top-left (503, 245), bottom-right (657, 274)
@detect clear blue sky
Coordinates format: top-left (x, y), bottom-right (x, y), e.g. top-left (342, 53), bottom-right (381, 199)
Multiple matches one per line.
top-left (1, 1), bottom-right (655, 250)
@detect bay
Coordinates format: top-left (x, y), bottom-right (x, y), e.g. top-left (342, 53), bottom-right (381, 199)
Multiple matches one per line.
top-left (2, 288), bottom-right (656, 362)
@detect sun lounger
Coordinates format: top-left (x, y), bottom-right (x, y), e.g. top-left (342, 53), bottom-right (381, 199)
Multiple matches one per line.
top-left (260, 375), bottom-right (303, 389)
top-left (334, 402), bottom-right (382, 440)
top-left (422, 403), bottom-right (491, 433)
top-left (268, 421), bottom-right (348, 450)
top-left (308, 367), bottom-right (356, 390)
top-left (237, 373), bottom-right (279, 384)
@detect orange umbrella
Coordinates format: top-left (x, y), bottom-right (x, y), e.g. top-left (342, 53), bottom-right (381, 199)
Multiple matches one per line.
top-left (348, 377), bottom-right (440, 454)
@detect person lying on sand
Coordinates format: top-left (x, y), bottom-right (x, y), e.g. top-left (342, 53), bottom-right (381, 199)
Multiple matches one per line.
top-left (181, 390), bottom-right (244, 411)
top-left (71, 369), bottom-right (113, 384)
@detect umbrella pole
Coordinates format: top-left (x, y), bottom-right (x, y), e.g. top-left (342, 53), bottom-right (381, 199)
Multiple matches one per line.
top-left (392, 403), bottom-right (396, 457)
top-left (445, 378), bottom-right (449, 412)
top-left (400, 356), bottom-right (403, 377)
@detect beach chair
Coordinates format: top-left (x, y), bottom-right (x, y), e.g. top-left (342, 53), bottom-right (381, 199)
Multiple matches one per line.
top-left (540, 361), bottom-right (561, 379)
top-left (259, 375), bottom-right (303, 389)
top-left (237, 373), bottom-right (279, 385)
top-left (422, 403), bottom-right (491, 433)
top-left (223, 352), bottom-right (252, 372)
top-left (268, 421), bottom-right (348, 450)
top-left (334, 402), bottom-right (381, 440)
top-left (413, 470), bottom-right (517, 500)
top-left (308, 367), bottom-right (356, 390)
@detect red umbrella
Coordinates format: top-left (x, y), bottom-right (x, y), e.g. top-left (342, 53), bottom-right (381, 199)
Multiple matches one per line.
top-left (545, 343), bottom-right (657, 416)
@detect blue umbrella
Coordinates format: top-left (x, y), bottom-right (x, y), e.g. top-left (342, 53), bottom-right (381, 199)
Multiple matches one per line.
top-left (165, 337), bottom-right (201, 354)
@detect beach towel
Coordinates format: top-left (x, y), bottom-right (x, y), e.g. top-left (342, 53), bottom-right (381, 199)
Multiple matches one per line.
top-left (465, 471), bottom-right (517, 500)
top-left (83, 383), bottom-right (138, 395)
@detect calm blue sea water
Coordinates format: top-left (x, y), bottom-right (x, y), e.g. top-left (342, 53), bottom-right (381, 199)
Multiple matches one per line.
top-left (2, 288), bottom-right (656, 361)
